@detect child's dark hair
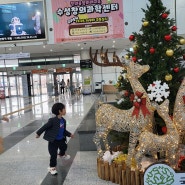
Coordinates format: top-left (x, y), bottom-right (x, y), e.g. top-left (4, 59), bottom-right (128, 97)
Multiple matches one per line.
top-left (51, 103), bottom-right (65, 115)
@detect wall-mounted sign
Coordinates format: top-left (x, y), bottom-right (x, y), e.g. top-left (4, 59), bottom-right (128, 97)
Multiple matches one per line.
top-left (56, 67), bottom-right (72, 73)
top-left (80, 59), bottom-right (92, 69)
top-left (51, 0), bottom-right (124, 43)
top-left (31, 69), bottom-right (48, 74)
top-left (0, 53), bottom-right (30, 59)
top-left (144, 163), bottom-right (185, 185)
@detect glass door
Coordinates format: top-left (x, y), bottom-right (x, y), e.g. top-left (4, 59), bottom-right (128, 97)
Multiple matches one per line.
top-left (9, 75), bottom-right (23, 96)
top-left (40, 74), bottom-right (47, 95)
top-left (32, 73), bottom-right (48, 95)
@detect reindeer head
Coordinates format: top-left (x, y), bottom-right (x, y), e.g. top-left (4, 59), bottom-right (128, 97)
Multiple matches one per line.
top-left (125, 61), bottom-right (150, 80)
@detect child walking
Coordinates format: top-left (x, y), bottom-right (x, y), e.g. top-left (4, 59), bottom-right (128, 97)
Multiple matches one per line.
top-left (36, 102), bottom-right (74, 175)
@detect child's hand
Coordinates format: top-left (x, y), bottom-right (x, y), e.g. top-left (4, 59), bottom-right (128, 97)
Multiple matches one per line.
top-left (70, 134), bottom-right (74, 138)
top-left (36, 134), bottom-right (40, 138)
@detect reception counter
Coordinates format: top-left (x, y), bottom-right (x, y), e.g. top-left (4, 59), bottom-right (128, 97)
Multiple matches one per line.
top-left (103, 84), bottom-right (118, 94)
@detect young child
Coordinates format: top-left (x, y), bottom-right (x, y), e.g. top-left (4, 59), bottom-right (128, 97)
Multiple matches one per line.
top-left (36, 102), bottom-right (74, 175)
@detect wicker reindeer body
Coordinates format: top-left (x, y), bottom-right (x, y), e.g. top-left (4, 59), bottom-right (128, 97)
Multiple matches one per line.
top-left (90, 47), bottom-right (154, 166)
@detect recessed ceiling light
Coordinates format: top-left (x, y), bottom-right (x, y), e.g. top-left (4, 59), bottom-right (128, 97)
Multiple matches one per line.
top-left (50, 49), bottom-right (53, 52)
top-left (113, 40), bottom-right (115, 43)
top-left (78, 44), bottom-right (81, 47)
top-left (81, 47), bottom-right (83, 50)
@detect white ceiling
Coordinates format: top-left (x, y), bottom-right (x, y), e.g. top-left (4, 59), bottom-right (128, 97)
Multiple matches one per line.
top-left (1, 34), bottom-right (184, 58)
top-left (0, 37), bottom-right (131, 58)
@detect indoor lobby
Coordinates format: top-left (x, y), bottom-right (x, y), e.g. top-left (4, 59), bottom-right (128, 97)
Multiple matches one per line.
top-left (0, 92), bottom-right (117, 185)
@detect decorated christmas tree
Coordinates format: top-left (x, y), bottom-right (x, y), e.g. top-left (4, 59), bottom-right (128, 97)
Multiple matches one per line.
top-left (117, 0), bottom-right (185, 132)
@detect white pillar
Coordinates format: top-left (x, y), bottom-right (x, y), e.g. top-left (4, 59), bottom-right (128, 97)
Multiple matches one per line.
top-left (80, 50), bottom-right (93, 94)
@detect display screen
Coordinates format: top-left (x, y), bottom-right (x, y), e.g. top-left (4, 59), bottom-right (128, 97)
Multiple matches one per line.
top-left (0, 1), bottom-right (47, 43)
top-left (80, 59), bottom-right (92, 69)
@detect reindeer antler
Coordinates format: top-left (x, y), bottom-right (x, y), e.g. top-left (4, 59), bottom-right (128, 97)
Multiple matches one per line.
top-left (89, 46), bottom-right (125, 67)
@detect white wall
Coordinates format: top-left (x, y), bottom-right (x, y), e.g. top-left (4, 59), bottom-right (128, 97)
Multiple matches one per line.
top-left (123, 0), bottom-right (185, 36)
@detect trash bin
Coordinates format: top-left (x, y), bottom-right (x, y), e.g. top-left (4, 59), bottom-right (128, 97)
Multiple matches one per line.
top-left (95, 82), bottom-right (102, 93)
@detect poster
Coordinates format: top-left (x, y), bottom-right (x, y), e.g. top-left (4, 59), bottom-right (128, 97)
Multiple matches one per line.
top-left (51, 0), bottom-right (124, 43)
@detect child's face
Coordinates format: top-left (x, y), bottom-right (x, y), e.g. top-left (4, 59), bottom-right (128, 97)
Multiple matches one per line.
top-left (59, 108), bottom-right (66, 116)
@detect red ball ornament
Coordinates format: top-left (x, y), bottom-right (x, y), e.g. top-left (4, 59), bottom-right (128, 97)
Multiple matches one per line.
top-left (162, 126), bottom-right (167, 134)
top-left (129, 35), bottom-right (135, 41)
top-left (132, 56), bottom-right (137, 62)
top-left (183, 54), bottom-right (185, 60)
top-left (171, 26), bottom-right (177, 31)
top-left (161, 13), bottom-right (168, 19)
top-left (164, 34), bottom-right (171, 41)
top-left (124, 90), bottom-right (129, 97)
top-left (173, 67), bottom-right (179, 73)
top-left (149, 47), bottom-right (155, 54)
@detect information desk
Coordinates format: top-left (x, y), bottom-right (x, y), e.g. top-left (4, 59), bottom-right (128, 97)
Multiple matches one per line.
top-left (103, 85), bottom-right (118, 94)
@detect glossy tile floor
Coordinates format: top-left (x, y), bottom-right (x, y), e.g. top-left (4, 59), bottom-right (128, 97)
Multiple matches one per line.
top-left (0, 93), bottom-right (117, 185)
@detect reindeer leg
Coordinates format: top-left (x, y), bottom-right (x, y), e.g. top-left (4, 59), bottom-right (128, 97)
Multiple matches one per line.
top-left (102, 130), bottom-right (110, 151)
top-left (93, 130), bottom-right (104, 156)
top-left (126, 132), bottom-right (139, 167)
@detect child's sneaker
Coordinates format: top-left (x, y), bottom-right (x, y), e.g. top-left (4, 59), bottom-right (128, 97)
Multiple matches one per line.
top-left (61, 154), bottom-right (70, 160)
top-left (48, 167), bottom-right (57, 175)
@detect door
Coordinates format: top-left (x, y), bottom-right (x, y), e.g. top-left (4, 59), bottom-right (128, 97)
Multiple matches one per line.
top-left (32, 73), bottom-right (47, 95)
top-left (9, 75), bottom-right (23, 96)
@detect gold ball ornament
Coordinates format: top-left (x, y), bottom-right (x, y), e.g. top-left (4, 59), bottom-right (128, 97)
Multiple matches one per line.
top-left (118, 75), bottom-right (123, 81)
top-left (165, 74), bottom-right (173, 81)
top-left (125, 55), bottom-right (129, 60)
top-left (133, 45), bottom-right (138, 51)
top-left (143, 21), bottom-right (149, 26)
top-left (116, 82), bottom-right (121, 87)
top-left (180, 38), bottom-right (185, 45)
top-left (166, 49), bottom-right (174, 57)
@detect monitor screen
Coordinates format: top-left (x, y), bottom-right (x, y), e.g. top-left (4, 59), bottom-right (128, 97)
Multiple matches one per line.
top-left (0, 0), bottom-right (47, 43)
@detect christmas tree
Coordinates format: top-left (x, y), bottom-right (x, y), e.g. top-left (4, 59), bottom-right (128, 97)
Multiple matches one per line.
top-left (117, 0), bottom-right (185, 132)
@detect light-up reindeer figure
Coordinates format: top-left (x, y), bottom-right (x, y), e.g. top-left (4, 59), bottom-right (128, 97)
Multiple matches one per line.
top-left (90, 47), bottom-right (154, 167)
top-left (135, 99), bottom-right (179, 169)
top-left (173, 78), bottom-right (185, 143)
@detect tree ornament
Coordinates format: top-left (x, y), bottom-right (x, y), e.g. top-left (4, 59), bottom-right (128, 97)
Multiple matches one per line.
top-left (118, 75), bottom-right (123, 81)
top-left (117, 98), bottom-right (124, 105)
top-left (183, 54), bottom-right (185, 60)
top-left (129, 35), bottom-right (135, 41)
top-left (166, 49), bottom-right (174, 57)
top-left (164, 34), bottom-right (171, 41)
top-left (143, 21), bottom-right (149, 26)
top-left (161, 13), bottom-right (168, 19)
top-left (124, 90), bottom-right (129, 97)
top-left (147, 80), bottom-right (170, 102)
top-left (149, 47), bottom-right (155, 54)
top-left (180, 38), bottom-right (185, 45)
top-left (162, 126), bottom-right (167, 134)
top-left (125, 55), bottom-right (129, 60)
top-left (132, 56), bottom-right (137, 62)
top-left (171, 26), bottom-right (177, 31)
top-left (173, 67), bottom-right (179, 73)
top-left (165, 74), bottom-right (172, 81)
top-left (116, 82), bottom-right (121, 87)
top-left (133, 44), bottom-right (138, 51)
